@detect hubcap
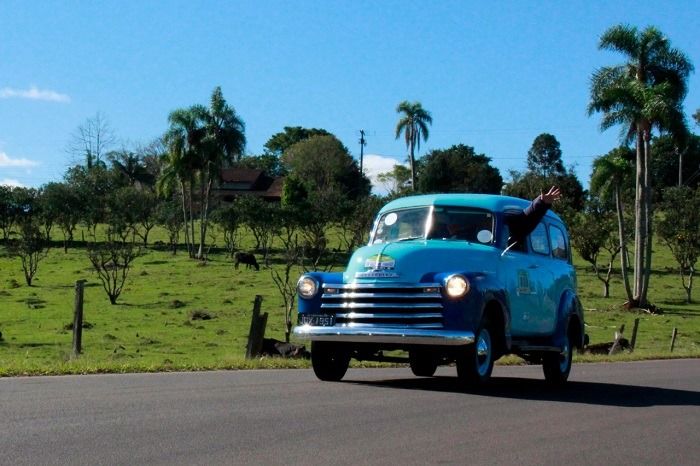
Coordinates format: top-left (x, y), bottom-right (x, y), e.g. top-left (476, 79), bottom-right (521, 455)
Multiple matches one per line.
top-left (476, 329), bottom-right (492, 376)
top-left (559, 337), bottom-right (570, 372)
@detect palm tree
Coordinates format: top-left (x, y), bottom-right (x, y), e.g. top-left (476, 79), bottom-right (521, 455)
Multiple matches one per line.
top-left (590, 148), bottom-right (635, 301)
top-left (158, 87), bottom-right (246, 260)
top-left (588, 24), bottom-right (693, 308)
top-left (159, 105), bottom-right (208, 258)
top-left (395, 101), bottom-right (432, 191)
top-left (196, 87), bottom-right (246, 258)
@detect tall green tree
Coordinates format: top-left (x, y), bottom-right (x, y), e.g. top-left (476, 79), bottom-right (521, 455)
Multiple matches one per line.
top-left (417, 144), bottom-right (503, 194)
top-left (590, 147), bottom-right (635, 301)
top-left (264, 126), bottom-right (330, 157)
top-left (197, 87), bottom-right (246, 259)
top-left (527, 133), bottom-right (565, 177)
top-left (657, 186), bottom-right (700, 303)
top-left (588, 24), bottom-right (693, 308)
top-left (395, 101), bottom-right (432, 191)
top-left (158, 105), bottom-right (206, 258)
top-left (158, 86), bottom-right (246, 260)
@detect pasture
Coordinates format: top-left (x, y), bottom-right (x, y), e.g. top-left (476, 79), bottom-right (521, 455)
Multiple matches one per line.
top-left (0, 226), bottom-right (698, 376)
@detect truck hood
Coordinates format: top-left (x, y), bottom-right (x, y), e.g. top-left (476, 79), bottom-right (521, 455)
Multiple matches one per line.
top-left (343, 240), bottom-right (498, 284)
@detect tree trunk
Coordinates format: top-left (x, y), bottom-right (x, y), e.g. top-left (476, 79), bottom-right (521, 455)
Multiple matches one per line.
top-left (179, 179), bottom-right (191, 257)
top-left (409, 142), bottom-right (416, 191)
top-left (640, 130), bottom-right (653, 307)
top-left (632, 127), bottom-right (647, 307)
top-left (614, 188), bottom-right (633, 301)
top-left (197, 172), bottom-right (212, 260)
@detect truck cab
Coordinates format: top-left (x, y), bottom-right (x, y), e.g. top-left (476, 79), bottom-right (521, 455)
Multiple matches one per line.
top-left (293, 194), bottom-right (585, 387)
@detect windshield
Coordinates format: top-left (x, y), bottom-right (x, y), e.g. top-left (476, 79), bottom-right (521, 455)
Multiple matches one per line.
top-left (370, 206), bottom-right (495, 245)
top-left (371, 207), bottom-right (430, 244)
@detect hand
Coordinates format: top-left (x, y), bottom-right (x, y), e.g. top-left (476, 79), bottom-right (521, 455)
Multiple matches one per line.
top-left (541, 186), bottom-right (561, 205)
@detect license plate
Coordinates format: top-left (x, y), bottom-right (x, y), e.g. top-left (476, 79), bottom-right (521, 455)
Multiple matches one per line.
top-left (299, 314), bottom-right (335, 326)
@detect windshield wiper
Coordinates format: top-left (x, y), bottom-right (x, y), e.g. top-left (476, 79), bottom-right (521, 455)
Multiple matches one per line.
top-left (396, 235), bottom-right (424, 242)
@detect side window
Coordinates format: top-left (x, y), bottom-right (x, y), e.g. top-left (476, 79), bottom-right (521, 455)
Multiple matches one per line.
top-left (502, 223), bottom-right (527, 252)
top-left (529, 223), bottom-right (550, 255)
top-left (549, 225), bottom-right (569, 260)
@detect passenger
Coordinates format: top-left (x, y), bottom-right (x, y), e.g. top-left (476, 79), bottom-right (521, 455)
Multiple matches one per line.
top-left (507, 186), bottom-right (561, 244)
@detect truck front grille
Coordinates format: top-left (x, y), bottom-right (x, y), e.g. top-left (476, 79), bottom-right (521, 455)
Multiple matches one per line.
top-left (321, 283), bottom-right (444, 329)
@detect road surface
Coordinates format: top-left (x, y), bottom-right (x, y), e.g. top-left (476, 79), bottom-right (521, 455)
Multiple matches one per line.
top-left (1, 359), bottom-right (698, 465)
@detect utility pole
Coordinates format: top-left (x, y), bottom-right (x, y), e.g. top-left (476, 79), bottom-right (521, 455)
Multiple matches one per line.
top-left (359, 130), bottom-right (366, 174)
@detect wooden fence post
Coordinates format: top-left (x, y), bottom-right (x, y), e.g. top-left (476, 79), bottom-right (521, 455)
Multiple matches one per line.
top-left (608, 323), bottom-right (625, 355)
top-left (629, 318), bottom-right (640, 351)
top-left (670, 327), bottom-right (678, 352)
top-left (72, 279), bottom-right (87, 358)
top-left (246, 295), bottom-right (268, 358)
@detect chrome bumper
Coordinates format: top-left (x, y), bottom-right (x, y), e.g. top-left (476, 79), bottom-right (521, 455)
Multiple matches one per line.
top-left (292, 325), bottom-right (475, 346)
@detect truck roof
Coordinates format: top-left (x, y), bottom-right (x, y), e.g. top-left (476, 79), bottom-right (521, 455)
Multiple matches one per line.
top-left (379, 193), bottom-right (563, 223)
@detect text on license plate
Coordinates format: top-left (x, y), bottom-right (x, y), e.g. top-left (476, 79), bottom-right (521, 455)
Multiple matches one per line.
top-left (299, 314), bottom-right (335, 326)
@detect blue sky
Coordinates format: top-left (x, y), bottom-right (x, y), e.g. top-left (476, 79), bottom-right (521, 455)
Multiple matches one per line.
top-left (1, 1), bottom-right (699, 193)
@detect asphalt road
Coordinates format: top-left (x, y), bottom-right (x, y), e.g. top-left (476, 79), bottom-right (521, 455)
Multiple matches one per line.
top-left (1, 359), bottom-right (698, 465)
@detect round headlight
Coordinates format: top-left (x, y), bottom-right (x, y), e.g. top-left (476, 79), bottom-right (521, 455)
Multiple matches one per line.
top-left (297, 276), bottom-right (319, 299)
top-left (445, 274), bottom-right (470, 298)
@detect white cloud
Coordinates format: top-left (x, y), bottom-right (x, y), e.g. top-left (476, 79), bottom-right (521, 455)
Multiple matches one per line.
top-left (0, 85), bottom-right (71, 103)
top-left (0, 152), bottom-right (39, 168)
top-left (362, 154), bottom-right (407, 195)
top-left (0, 178), bottom-right (25, 188)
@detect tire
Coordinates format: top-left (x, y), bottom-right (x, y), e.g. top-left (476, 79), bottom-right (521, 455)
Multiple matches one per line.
top-left (409, 349), bottom-right (438, 377)
top-left (456, 323), bottom-right (494, 387)
top-left (542, 330), bottom-right (573, 385)
top-left (311, 341), bottom-right (351, 381)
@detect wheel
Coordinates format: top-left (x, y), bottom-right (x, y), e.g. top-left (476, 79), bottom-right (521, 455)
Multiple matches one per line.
top-left (542, 331), bottom-right (573, 384)
top-left (311, 341), bottom-right (350, 381)
top-left (409, 349), bottom-right (438, 377)
top-left (456, 323), bottom-right (494, 387)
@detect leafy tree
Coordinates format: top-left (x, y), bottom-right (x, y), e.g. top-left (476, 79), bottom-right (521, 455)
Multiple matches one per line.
top-left (107, 149), bottom-right (155, 188)
top-left (154, 199), bottom-right (183, 254)
top-left (588, 24), bottom-right (694, 308)
top-left (590, 147), bottom-right (636, 301)
top-left (694, 108), bottom-right (700, 126)
top-left (0, 185), bottom-right (14, 240)
top-left (503, 169), bottom-right (584, 225)
top-left (570, 201), bottom-right (620, 298)
top-left (264, 126), bottom-right (330, 157)
top-left (40, 182), bottom-right (82, 252)
top-left (236, 196), bottom-right (278, 255)
top-left (650, 134), bottom-right (700, 195)
top-left (527, 133), bottom-right (565, 177)
top-left (268, 206), bottom-right (303, 342)
top-left (87, 234), bottom-right (141, 305)
top-left (417, 144), bottom-right (502, 194)
top-left (282, 134), bottom-right (370, 201)
top-left (64, 165), bottom-right (118, 236)
top-left (106, 187), bottom-right (158, 246)
top-left (335, 195), bottom-right (384, 253)
top-left (657, 186), bottom-right (700, 303)
top-left (7, 220), bottom-right (49, 286)
top-left (376, 164), bottom-right (412, 198)
top-left (210, 204), bottom-right (241, 258)
top-left (238, 153), bottom-right (287, 177)
top-left (395, 101), bottom-right (432, 190)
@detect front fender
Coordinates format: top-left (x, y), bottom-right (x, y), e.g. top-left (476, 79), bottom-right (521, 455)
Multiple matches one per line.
top-left (297, 272), bottom-right (343, 314)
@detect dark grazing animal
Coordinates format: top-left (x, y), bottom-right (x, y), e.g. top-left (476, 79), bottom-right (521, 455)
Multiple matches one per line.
top-left (234, 251), bottom-right (259, 271)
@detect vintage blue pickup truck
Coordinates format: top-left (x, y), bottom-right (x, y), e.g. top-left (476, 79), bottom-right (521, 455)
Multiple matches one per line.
top-left (293, 194), bottom-right (585, 386)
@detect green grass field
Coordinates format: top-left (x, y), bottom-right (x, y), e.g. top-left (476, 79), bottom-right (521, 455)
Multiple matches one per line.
top-left (0, 226), bottom-right (698, 376)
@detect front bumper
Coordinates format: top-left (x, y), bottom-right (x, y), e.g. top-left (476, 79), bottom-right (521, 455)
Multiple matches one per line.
top-left (292, 325), bottom-right (475, 346)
